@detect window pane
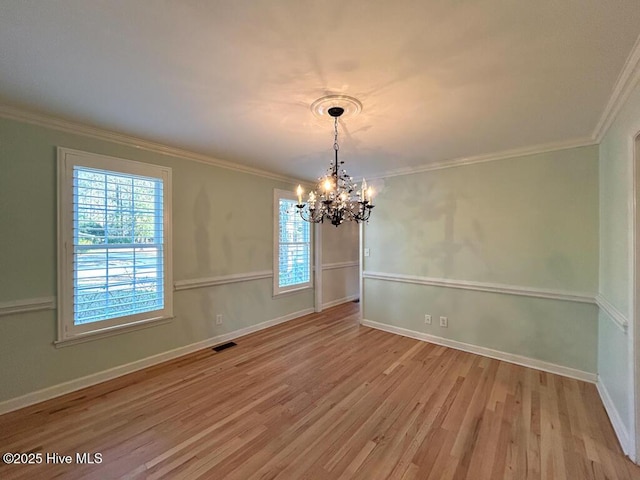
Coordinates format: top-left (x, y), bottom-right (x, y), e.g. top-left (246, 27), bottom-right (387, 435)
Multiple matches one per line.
top-left (73, 167), bottom-right (164, 324)
top-left (277, 196), bottom-right (310, 289)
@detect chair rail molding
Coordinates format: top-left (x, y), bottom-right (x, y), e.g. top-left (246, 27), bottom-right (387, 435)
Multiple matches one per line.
top-left (363, 271), bottom-right (595, 305)
top-left (0, 297), bottom-right (56, 317)
top-left (174, 270), bottom-right (273, 291)
top-left (322, 261), bottom-right (359, 271)
top-left (595, 294), bottom-right (629, 332)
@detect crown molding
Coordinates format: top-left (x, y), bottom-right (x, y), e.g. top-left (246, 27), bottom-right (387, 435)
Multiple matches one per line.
top-left (368, 136), bottom-right (597, 180)
top-left (370, 33), bottom-right (640, 180)
top-left (0, 104), bottom-right (305, 185)
top-left (593, 33), bottom-right (640, 143)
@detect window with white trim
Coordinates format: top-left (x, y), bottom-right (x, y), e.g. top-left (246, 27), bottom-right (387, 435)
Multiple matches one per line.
top-left (274, 189), bottom-right (312, 295)
top-left (57, 148), bottom-right (172, 343)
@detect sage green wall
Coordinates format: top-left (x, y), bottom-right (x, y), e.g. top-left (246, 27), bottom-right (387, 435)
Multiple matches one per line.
top-left (363, 146), bottom-right (599, 372)
top-left (321, 221), bottom-right (359, 306)
top-left (598, 79), bottom-right (640, 431)
top-left (0, 117), bottom-right (313, 402)
top-left (365, 280), bottom-right (597, 370)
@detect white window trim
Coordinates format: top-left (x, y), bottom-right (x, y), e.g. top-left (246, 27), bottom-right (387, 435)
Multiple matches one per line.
top-left (273, 188), bottom-right (313, 296)
top-left (56, 147), bottom-right (173, 345)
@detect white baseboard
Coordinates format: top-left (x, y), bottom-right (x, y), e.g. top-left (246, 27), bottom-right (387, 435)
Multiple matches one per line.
top-left (0, 308), bottom-right (314, 416)
top-left (361, 319), bottom-right (597, 383)
top-left (597, 378), bottom-right (633, 458)
top-left (322, 295), bottom-right (359, 310)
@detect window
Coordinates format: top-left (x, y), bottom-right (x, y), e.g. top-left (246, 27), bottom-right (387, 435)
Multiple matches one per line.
top-left (57, 148), bottom-right (172, 343)
top-left (273, 189), bottom-right (312, 295)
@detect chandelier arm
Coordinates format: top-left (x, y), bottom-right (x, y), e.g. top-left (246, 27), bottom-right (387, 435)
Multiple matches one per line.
top-left (296, 205), bottom-right (324, 223)
top-left (296, 99), bottom-right (375, 227)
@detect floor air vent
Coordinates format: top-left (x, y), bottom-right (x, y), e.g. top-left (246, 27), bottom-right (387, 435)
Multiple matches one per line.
top-left (212, 341), bottom-right (237, 352)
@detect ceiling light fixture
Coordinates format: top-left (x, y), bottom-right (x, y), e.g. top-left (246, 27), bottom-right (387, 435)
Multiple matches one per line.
top-left (296, 97), bottom-right (374, 227)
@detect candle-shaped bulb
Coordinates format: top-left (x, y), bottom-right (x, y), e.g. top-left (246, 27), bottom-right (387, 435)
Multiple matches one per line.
top-left (361, 178), bottom-right (367, 201)
top-left (367, 187), bottom-right (374, 203)
top-left (296, 185), bottom-right (303, 204)
top-left (323, 178), bottom-right (333, 192)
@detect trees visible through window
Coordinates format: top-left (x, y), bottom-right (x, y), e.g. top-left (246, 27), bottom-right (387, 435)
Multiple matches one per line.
top-left (57, 148), bottom-right (172, 342)
top-left (74, 167), bottom-right (164, 323)
top-left (274, 190), bottom-right (311, 295)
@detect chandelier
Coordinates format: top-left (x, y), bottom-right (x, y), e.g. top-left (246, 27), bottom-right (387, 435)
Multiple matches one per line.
top-left (296, 102), bottom-right (374, 226)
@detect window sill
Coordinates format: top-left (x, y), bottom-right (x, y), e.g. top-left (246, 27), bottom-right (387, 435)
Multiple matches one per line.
top-left (273, 285), bottom-right (313, 298)
top-left (54, 315), bottom-right (174, 348)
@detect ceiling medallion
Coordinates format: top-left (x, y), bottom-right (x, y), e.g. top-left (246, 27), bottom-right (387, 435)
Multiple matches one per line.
top-left (310, 94), bottom-right (362, 119)
top-left (296, 97), bottom-right (374, 226)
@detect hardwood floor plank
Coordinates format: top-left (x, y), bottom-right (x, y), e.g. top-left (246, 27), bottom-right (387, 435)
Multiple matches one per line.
top-left (1, 302), bottom-right (638, 479)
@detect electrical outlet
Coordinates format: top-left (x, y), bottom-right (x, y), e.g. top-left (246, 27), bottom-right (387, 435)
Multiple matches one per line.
top-left (216, 314), bottom-right (223, 325)
top-left (439, 316), bottom-right (448, 328)
top-left (424, 314), bottom-right (432, 325)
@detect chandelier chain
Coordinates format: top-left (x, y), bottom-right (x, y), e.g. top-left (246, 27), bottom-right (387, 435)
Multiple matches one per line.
top-left (295, 99), bottom-right (375, 226)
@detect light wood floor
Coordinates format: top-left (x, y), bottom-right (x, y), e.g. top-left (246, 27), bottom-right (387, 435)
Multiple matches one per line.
top-left (1, 302), bottom-right (639, 479)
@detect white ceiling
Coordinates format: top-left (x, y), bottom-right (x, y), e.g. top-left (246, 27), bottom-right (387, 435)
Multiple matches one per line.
top-left (1, 1), bottom-right (640, 181)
